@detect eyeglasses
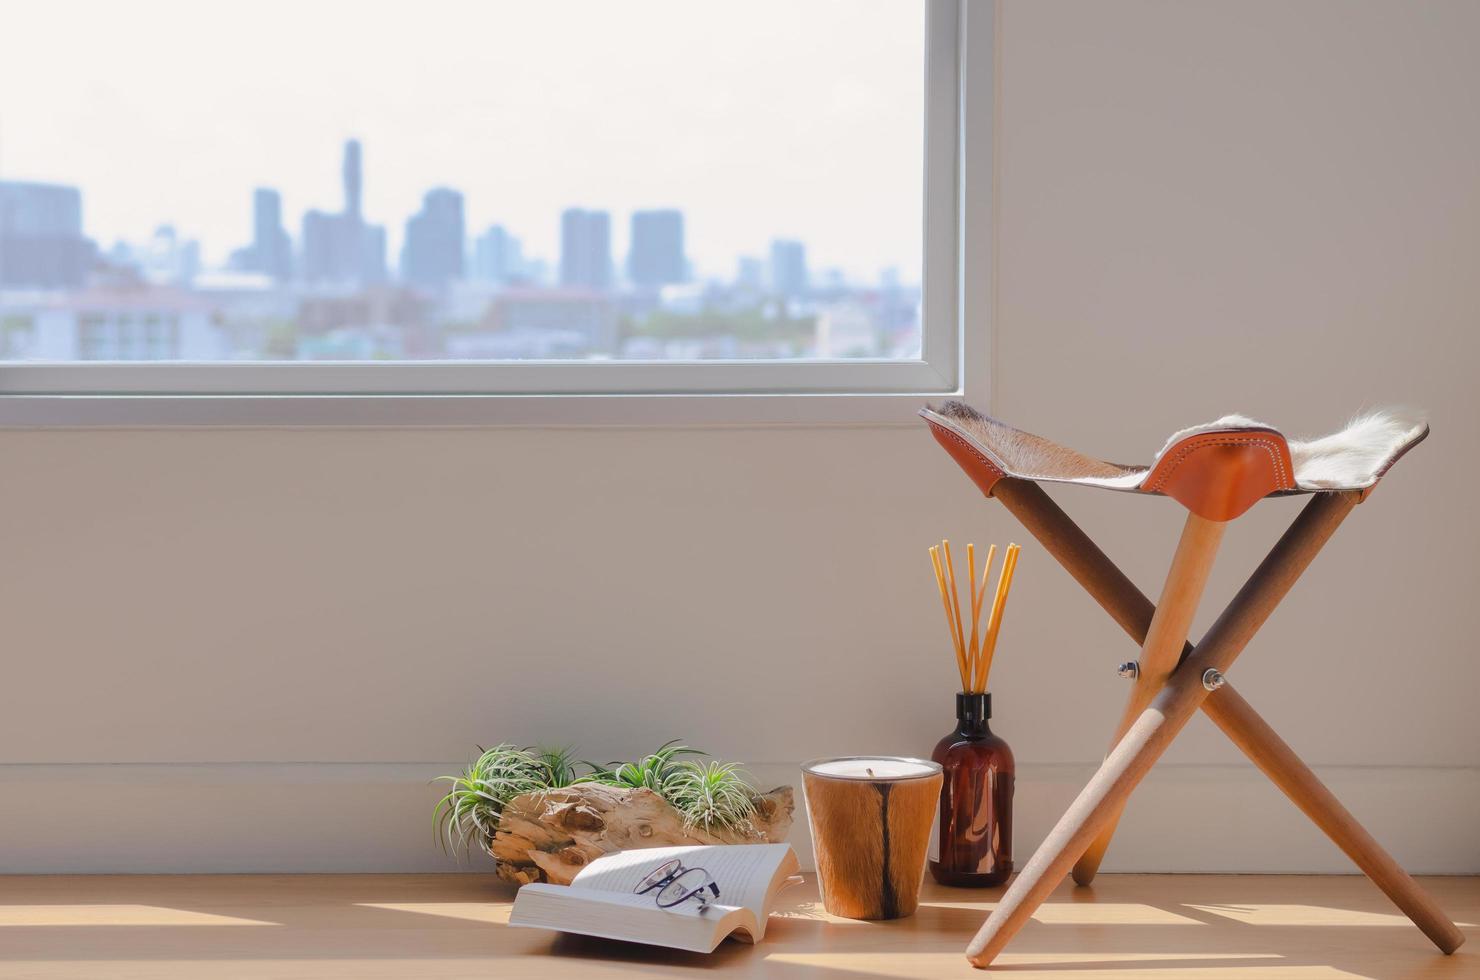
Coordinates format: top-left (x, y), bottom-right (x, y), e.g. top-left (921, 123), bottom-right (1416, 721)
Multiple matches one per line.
top-left (633, 858), bottom-right (721, 911)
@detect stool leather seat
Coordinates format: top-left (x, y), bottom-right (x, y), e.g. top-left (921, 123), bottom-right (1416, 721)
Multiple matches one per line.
top-left (921, 402), bottom-right (1428, 521)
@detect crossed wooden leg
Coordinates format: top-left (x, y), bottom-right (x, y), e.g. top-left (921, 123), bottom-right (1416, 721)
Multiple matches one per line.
top-left (1073, 510), bottom-right (1225, 886)
top-left (964, 482), bottom-right (1465, 967)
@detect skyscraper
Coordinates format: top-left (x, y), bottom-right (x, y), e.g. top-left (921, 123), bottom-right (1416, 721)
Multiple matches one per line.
top-left (250, 188), bottom-right (291, 281)
top-left (769, 239), bottom-right (808, 297)
top-left (300, 140), bottom-right (387, 286)
top-left (473, 225), bottom-right (524, 284)
top-left (299, 211), bottom-right (336, 283)
top-left (363, 226), bottom-right (387, 284)
top-left (627, 209), bottom-right (685, 287)
top-left (302, 209), bottom-right (385, 286)
top-left (559, 208), bottom-right (611, 290)
top-left (400, 188), bottom-right (465, 289)
top-left (135, 224), bottom-right (201, 285)
top-left (343, 139), bottom-right (363, 220)
top-left (736, 256), bottom-right (765, 291)
top-left (0, 181), bottom-right (94, 288)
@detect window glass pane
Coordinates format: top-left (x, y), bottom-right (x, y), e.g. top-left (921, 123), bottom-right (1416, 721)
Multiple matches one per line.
top-left (0, 0), bottom-right (925, 364)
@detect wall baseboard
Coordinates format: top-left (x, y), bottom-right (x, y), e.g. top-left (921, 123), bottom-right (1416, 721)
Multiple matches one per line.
top-left (2, 761), bottom-right (1475, 875)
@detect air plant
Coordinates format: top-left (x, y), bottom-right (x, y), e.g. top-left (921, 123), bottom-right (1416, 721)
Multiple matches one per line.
top-left (585, 740), bottom-right (704, 793)
top-left (433, 744), bottom-right (547, 857)
top-left (663, 760), bottom-right (760, 834)
top-left (435, 740), bottom-right (762, 860)
top-left (532, 745), bottom-right (586, 788)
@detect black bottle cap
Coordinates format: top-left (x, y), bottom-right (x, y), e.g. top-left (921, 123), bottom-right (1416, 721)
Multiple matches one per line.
top-left (956, 691), bottom-right (991, 724)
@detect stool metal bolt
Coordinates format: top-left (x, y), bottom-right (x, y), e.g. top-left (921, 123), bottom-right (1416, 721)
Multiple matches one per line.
top-left (1117, 661), bottom-right (1139, 679)
top-left (1202, 668), bottom-right (1225, 691)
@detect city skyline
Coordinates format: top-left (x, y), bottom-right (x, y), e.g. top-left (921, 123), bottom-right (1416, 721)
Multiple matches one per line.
top-left (3, 154), bottom-right (923, 364)
top-left (0, 0), bottom-right (925, 281)
top-left (3, 144), bottom-right (915, 293)
top-left (5, 138), bottom-right (915, 293)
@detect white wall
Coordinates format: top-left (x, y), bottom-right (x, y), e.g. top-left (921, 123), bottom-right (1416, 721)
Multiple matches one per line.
top-left (3, 0), bottom-right (1477, 874)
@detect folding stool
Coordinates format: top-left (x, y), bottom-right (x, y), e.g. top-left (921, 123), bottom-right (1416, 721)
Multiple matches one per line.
top-left (920, 402), bottom-right (1464, 967)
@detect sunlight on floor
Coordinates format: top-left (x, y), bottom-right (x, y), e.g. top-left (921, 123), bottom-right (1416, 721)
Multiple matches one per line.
top-left (1187, 903), bottom-right (1478, 928)
top-left (0, 905), bottom-right (274, 927)
top-left (0, 874), bottom-right (1471, 978)
top-left (920, 900), bottom-right (1205, 925)
top-left (771, 899), bottom-right (1203, 928)
top-left (355, 902), bottom-right (512, 924)
top-left (765, 951), bottom-right (1336, 980)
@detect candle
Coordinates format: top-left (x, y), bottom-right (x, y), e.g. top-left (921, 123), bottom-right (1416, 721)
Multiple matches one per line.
top-left (803, 756), bottom-right (941, 780)
top-left (801, 755), bottom-right (944, 920)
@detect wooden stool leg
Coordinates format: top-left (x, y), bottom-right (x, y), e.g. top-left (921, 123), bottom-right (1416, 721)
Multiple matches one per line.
top-left (1203, 683), bottom-right (1466, 954)
top-left (1072, 512), bottom-right (1224, 886)
top-left (992, 479), bottom-right (1464, 954)
top-left (966, 491), bottom-right (1357, 968)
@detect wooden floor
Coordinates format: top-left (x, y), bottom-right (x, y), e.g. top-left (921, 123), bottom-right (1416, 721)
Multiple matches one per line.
top-left (0, 873), bottom-right (1475, 979)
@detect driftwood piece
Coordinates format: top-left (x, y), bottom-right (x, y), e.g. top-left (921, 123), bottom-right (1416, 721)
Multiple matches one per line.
top-left (490, 783), bottom-right (795, 885)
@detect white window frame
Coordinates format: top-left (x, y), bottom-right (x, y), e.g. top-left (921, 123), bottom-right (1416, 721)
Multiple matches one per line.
top-left (0, 0), bottom-right (992, 427)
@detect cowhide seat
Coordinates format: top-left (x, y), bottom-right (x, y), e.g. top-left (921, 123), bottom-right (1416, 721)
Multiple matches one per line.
top-left (922, 401), bottom-right (1428, 520)
top-left (918, 403), bottom-right (1462, 968)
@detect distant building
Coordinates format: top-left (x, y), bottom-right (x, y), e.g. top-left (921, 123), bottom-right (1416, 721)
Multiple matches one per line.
top-left (300, 140), bottom-right (387, 286)
top-left (736, 255), bottom-right (766, 291)
top-left (815, 300), bottom-right (879, 357)
top-left (816, 267), bottom-right (849, 294)
top-left (343, 139), bottom-right (363, 219)
top-left (302, 210), bottom-right (385, 286)
top-left (400, 188), bottom-right (465, 289)
top-left (559, 208), bottom-right (611, 289)
top-left (484, 287), bottom-right (617, 355)
top-left (248, 188), bottom-right (292, 281)
top-left (298, 287), bottom-right (430, 344)
top-left (0, 181), bottom-right (95, 289)
top-left (769, 239), bottom-right (808, 297)
top-left (0, 285), bottom-right (222, 360)
top-left (192, 270), bottom-right (297, 319)
top-left (113, 225), bottom-right (201, 286)
top-left (627, 209), bottom-right (685, 287)
top-left (445, 325), bottom-right (589, 360)
top-left (472, 224), bottom-right (524, 284)
top-left (440, 280), bottom-right (502, 324)
top-left (294, 286), bottom-right (436, 361)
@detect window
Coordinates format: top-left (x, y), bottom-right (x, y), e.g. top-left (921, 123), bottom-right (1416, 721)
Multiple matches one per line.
top-left (0, 0), bottom-right (986, 410)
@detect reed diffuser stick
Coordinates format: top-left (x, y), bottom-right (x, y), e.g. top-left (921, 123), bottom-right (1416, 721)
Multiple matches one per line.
top-left (930, 540), bottom-right (1020, 694)
top-left (967, 543), bottom-right (979, 689)
top-left (971, 544), bottom-right (997, 692)
top-left (942, 540), bottom-right (967, 678)
top-left (937, 546), bottom-right (967, 676)
top-left (930, 546), bottom-right (969, 690)
top-left (980, 544), bottom-right (1021, 687)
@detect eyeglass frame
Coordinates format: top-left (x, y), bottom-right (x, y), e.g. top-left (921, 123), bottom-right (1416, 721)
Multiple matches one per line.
top-left (633, 858), bottom-right (721, 911)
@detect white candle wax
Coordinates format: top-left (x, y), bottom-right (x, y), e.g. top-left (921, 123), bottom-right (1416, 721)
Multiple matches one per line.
top-left (805, 757), bottom-right (940, 780)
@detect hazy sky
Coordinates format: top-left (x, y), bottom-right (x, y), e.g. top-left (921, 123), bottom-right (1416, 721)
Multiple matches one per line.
top-left (0, 0), bottom-right (925, 281)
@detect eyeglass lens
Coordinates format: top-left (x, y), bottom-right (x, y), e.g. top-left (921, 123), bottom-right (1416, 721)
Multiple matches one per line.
top-left (656, 867), bottom-right (716, 909)
top-left (635, 859), bottom-right (683, 894)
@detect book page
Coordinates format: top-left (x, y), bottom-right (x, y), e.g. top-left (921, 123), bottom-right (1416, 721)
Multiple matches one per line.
top-left (509, 884), bottom-right (752, 954)
top-left (572, 844), bottom-right (790, 919)
top-left (522, 884), bottom-right (730, 918)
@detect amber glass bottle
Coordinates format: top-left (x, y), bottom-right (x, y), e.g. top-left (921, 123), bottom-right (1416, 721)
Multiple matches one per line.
top-left (929, 691), bottom-right (1014, 886)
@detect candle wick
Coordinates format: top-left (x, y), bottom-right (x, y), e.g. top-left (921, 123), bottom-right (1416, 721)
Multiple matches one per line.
top-left (866, 768), bottom-right (875, 777)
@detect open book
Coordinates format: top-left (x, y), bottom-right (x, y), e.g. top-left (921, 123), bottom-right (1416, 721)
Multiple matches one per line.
top-left (508, 843), bottom-right (800, 953)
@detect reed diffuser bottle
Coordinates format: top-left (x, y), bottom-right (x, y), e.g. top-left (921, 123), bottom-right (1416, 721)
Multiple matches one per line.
top-left (926, 540), bottom-right (1019, 887)
top-left (930, 691), bottom-right (1014, 885)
